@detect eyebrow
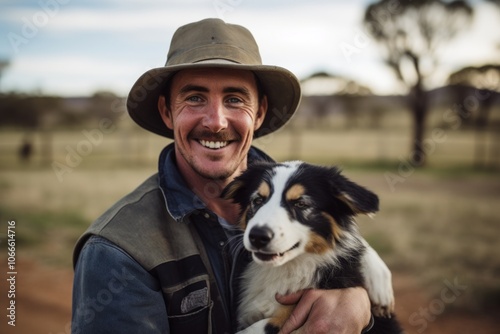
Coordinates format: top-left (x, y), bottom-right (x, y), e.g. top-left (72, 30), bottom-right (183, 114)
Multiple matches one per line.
top-left (179, 84), bottom-right (252, 99)
top-left (179, 84), bottom-right (209, 95)
top-left (223, 86), bottom-right (252, 99)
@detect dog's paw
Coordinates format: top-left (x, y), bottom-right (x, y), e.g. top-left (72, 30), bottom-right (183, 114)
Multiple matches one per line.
top-left (361, 244), bottom-right (395, 317)
top-left (236, 318), bottom-right (270, 334)
top-left (371, 303), bottom-right (394, 318)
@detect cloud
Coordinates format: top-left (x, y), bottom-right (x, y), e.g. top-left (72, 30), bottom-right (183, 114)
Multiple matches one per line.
top-left (3, 54), bottom-right (140, 95)
top-left (0, 0), bottom-right (498, 96)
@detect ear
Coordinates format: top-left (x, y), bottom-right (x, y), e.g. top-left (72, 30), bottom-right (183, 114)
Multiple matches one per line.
top-left (253, 95), bottom-right (268, 131)
top-left (331, 169), bottom-right (379, 216)
top-left (158, 95), bottom-right (173, 130)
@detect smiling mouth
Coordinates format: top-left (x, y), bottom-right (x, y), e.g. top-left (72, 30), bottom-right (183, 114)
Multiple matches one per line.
top-left (253, 242), bottom-right (300, 262)
top-left (199, 140), bottom-right (229, 150)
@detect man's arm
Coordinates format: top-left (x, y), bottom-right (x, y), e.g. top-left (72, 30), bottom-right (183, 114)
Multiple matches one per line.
top-left (276, 287), bottom-right (371, 334)
top-left (72, 236), bottom-right (169, 334)
top-left (275, 243), bottom-right (396, 334)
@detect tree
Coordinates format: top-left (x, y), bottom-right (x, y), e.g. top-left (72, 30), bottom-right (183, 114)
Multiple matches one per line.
top-left (0, 59), bottom-right (10, 91)
top-left (448, 65), bottom-right (500, 168)
top-left (363, 0), bottom-right (473, 166)
top-left (448, 64), bottom-right (500, 91)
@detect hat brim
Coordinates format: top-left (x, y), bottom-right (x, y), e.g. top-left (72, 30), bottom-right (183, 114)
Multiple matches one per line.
top-left (126, 61), bottom-right (302, 139)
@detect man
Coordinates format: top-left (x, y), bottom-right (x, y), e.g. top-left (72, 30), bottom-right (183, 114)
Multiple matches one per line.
top-left (72, 18), bottom-right (372, 333)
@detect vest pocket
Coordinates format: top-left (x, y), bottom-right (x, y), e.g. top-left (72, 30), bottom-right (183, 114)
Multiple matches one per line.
top-left (168, 301), bottom-right (213, 333)
top-left (163, 280), bottom-right (212, 333)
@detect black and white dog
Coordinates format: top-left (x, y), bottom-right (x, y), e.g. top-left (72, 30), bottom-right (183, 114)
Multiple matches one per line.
top-left (222, 161), bottom-right (402, 334)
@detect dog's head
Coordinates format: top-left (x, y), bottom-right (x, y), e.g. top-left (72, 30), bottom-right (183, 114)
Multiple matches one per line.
top-left (222, 161), bottom-right (379, 266)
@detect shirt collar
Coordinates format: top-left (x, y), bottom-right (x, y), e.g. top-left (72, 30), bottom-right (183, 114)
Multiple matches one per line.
top-left (158, 143), bottom-right (273, 223)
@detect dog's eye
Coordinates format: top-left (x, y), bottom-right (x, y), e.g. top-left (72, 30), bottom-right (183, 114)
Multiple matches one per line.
top-left (252, 196), bottom-right (264, 206)
top-left (293, 199), bottom-right (308, 209)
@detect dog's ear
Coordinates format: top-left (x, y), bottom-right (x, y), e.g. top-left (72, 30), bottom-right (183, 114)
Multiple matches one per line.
top-left (221, 161), bottom-right (273, 205)
top-left (221, 179), bottom-right (245, 201)
top-left (329, 167), bottom-right (379, 216)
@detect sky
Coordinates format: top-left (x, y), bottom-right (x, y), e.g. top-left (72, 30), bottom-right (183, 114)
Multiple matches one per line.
top-left (0, 0), bottom-right (499, 97)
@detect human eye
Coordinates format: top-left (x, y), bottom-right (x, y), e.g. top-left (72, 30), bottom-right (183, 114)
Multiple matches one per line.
top-left (226, 96), bottom-right (244, 105)
top-left (186, 95), bottom-right (203, 103)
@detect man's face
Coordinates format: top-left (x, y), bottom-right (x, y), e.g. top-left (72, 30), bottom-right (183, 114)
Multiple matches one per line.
top-left (159, 68), bottom-right (268, 181)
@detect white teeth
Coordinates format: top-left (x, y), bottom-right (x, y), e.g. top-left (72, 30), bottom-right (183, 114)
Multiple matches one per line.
top-left (200, 140), bottom-right (228, 149)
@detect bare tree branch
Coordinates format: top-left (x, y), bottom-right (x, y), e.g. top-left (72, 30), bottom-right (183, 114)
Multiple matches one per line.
top-left (364, 0), bottom-right (473, 89)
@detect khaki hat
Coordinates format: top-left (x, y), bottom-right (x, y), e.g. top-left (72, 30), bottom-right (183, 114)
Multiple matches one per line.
top-left (127, 18), bottom-right (301, 138)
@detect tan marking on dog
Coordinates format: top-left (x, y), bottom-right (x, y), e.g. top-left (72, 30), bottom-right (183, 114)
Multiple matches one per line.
top-left (322, 212), bottom-right (344, 243)
top-left (238, 206), bottom-right (250, 230)
top-left (268, 304), bottom-right (295, 330)
top-left (257, 180), bottom-right (271, 198)
top-left (305, 232), bottom-right (331, 254)
top-left (222, 180), bottom-right (244, 200)
top-left (285, 183), bottom-right (306, 201)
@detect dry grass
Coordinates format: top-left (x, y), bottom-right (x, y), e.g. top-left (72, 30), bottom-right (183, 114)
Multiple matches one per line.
top-left (2, 112), bottom-right (498, 169)
top-left (349, 170), bottom-right (500, 312)
top-left (0, 125), bottom-right (499, 314)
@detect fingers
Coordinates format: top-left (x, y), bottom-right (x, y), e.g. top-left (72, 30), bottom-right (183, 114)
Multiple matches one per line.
top-left (277, 290), bottom-right (317, 334)
top-left (276, 288), bottom-right (372, 334)
top-left (275, 290), bottom-right (305, 305)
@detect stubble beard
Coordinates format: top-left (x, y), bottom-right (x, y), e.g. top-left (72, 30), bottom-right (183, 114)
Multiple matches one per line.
top-left (184, 151), bottom-right (244, 181)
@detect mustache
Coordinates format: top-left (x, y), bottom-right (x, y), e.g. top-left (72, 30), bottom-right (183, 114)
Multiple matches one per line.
top-left (190, 130), bottom-right (240, 142)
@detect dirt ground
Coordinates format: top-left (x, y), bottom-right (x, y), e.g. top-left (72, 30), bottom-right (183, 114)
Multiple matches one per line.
top-left (1, 258), bottom-right (498, 334)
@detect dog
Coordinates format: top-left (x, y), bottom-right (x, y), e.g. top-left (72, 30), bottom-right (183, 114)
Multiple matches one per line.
top-left (222, 161), bottom-right (403, 334)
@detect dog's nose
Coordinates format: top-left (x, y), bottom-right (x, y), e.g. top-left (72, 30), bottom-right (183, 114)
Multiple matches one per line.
top-left (249, 226), bottom-right (274, 249)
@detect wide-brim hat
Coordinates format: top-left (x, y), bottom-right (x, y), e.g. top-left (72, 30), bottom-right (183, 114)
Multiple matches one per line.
top-left (127, 18), bottom-right (301, 139)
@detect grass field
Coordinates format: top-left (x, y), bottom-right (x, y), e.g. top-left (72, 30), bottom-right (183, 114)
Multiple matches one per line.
top-left (0, 123), bottom-right (499, 333)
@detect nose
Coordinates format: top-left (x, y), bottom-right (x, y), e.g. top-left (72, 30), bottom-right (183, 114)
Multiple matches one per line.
top-left (203, 100), bottom-right (228, 133)
top-left (249, 226), bottom-right (274, 249)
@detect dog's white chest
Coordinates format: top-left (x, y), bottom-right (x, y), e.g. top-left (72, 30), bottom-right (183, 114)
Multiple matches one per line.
top-left (237, 255), bottom-right (325, 328)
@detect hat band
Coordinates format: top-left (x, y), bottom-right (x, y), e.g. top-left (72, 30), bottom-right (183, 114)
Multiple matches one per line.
top-left (194, 59), bottom-right (240, 65)
top-left (166, 44), bottom-right (262, 66)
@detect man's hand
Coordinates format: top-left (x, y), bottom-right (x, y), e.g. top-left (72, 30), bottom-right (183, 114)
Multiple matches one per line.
top-left (276, 287), bottom-right (371, 334)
